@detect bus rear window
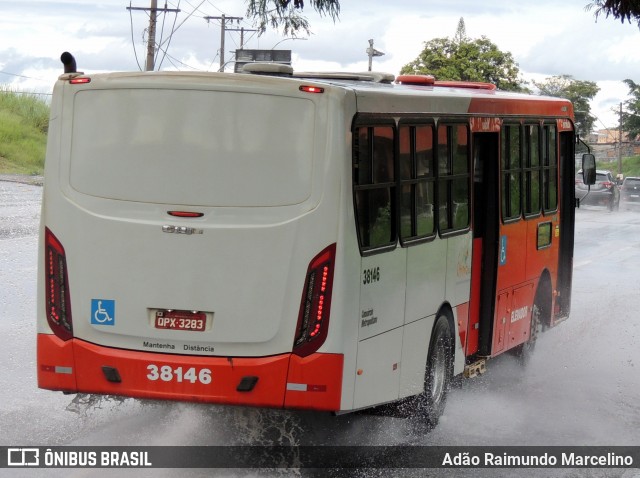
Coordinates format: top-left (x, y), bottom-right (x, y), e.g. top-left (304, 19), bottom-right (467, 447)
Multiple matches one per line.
top-left (69, 89), bottom-right (315, 207)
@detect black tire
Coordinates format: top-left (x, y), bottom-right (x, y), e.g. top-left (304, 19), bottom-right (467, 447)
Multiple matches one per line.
top-left (417, 315), bottom-right (454, 427)
top-left (511, 303), bottom-right (541, 366)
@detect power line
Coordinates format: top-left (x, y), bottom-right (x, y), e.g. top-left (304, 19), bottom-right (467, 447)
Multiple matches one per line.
top-left (205, 0), bottom-right (224, 16)
top-left (0, 89), bottom-right (52, 96)
top-left (156, 45), bottom-right (203, 70)
top-left (0, 71), bottom-right (46, 81)
top-left (227, 26), bottom-right (259, 50)
top-left (205, 0), bottom-right (256, 30)
top-left (157, 0), bottom-right (206, 50)
top-left (128, 2), bottom-right (143, 70)
top-left (155, 1), bottom-right (170, 64)
top-left (593, 114), bottom-right (620, 143)
top-left (206, 53), bottom-right (220, 72)
top-left (127, 1), bottom-right (181, 71)
top-left (157, 0), bottom-right (181, 69)
top-left (203, 14), bottom-right (244, 72)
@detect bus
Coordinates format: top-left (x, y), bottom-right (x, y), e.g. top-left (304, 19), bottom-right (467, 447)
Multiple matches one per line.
top-left (37, 52), bottom-right (585, 427)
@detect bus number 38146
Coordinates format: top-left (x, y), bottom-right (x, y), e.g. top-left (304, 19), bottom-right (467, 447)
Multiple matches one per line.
top-left (146, 364), bottom-right (212, 384)
top-left (363, 267), bottom-right (380, 285)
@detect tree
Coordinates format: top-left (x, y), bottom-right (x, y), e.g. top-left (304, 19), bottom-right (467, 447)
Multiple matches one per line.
top-left (453, 17), bottom-right (468, 44)
top-left (243, 1), bottom-right (640, 36)
top-left (245, 0), bottom-right (340, 35)
top-left (585, 0), bottom-right (640, 26)
top-left (621, 79), bottom-right (640, 140)
top-left (400, 19), bottom-right (526, 91)
top-left (533, 75), bottom-right (600, 137)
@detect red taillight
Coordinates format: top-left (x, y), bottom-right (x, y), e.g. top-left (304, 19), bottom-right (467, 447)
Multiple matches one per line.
top-left (299, 85), bottom-right (324, 94)
top-left (293, 244), bottom-right (336, 357)
top-left (45, 228), bottom-right (73, 341)
top-left (69, 77), bottom-right (91, 84)
top-left (602, 181), bottom-right (613, 189)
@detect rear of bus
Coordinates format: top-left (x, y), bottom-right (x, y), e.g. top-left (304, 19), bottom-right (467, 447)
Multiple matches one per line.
top-left (37, 66), bottom-right (355, 412)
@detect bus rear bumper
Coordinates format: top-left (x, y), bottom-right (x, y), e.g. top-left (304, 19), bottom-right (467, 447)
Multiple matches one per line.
top-left (37, 334), bottom-right (343, 411)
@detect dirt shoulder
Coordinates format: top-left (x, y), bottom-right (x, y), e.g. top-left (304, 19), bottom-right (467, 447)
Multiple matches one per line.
top-left (0, 174), bottom-right (44, 186)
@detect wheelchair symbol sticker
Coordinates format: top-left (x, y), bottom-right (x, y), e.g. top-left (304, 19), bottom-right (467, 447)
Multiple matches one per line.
top-left (91, 299), bottom-right (115, 326)
top-left (499, 235), bottom-right (507, 266)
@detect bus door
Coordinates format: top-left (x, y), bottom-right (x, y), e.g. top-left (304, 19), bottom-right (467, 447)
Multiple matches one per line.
top-left (467, 131), bottom-right (500, 357)
top-left (555, 127), bottom-right (576, 321)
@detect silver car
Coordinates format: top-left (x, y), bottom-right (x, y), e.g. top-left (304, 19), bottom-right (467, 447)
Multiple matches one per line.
top-left (575, 169), bottom-right (620, 211)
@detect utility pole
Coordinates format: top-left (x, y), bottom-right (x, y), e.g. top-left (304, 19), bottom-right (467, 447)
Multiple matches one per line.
top-left (127, 1), bottom-right (180, 71)
top-left (227, 27), bottom-right (258, 50)
top-left (146, 0), bottom-right (158, 71)
top-left (619, 102), bottom-right (623, 175)
top-left (204, 15), bottom-right (244, 71)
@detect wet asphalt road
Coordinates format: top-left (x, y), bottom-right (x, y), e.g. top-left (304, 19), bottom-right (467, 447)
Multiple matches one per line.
top-left (1, 180), bottom-right (639, 477)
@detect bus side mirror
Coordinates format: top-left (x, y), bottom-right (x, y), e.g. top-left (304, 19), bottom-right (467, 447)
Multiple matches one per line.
top-left (582, 154), bottom-right (596, 186)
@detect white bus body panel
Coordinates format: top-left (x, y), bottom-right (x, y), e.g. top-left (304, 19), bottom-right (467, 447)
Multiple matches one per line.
top-left (358, 249), bottom-right (407, 341)
top-left (353, 326), bottom-right (404, 409)
top-left (37, 71), bottom-right (476, 413)
top-left (352, 235), bottom-right (470, 407)
top-left (405, 240), bottom-right (447, 323)
top-left (352, 84), bottom-right (472, 381)
top-left (39, 73), bottom-right (353, 359)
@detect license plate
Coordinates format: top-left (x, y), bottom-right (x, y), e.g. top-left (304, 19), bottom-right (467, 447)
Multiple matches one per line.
top-left (155, 310), bottom-right (206, 331)
top-left (631, 195), bottom-right (639, 198)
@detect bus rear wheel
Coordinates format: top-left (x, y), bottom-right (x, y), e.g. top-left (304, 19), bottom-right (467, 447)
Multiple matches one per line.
top-left (417, 315), bottom-right (454, 427)
top-left (510, 303), bottom-right (541, 365)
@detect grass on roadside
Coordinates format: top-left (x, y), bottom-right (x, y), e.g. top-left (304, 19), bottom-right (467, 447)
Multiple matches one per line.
top-left (598, 155), bottom-right (640, 179)
top-left (0, 87), bottom-right (49, 175)
top-left (620, 155), bottom-right (640, 178)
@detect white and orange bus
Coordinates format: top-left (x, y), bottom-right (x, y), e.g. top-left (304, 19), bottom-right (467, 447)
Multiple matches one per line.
top-left (37, 53), bottom-right (587, 426)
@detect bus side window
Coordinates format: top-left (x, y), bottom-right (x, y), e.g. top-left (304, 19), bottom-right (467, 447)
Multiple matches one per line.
top-left (437, 123), bottom-right (470, 234)
top-left (353, 125), bottom-right (396, 252)
top-left (543, 124), bottom-right (558, 213)
top-left (524, 124), bottom-right (541, 217)
top-left (501, 124), bottom-right (522, 222)
top-left (399, 124), bottom-right (436, 243)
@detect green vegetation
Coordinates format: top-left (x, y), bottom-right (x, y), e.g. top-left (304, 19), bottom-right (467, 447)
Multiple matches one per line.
top-left (586, 0), bottom-right (640, 27)
top-left (618, 155), bottom-right (640, 178)
top-left (597, 156), bottom-right (640, 177)
top-left (0, 87), bottom-right (49, 175)
top-left (400, 18), bottom-right (525, 92)
top-left (533, 75), bottom-right (599, 138)
top-left (246, 0), bottom-right (340, 35)
top-left (620, 79), bottom-right (640, 140)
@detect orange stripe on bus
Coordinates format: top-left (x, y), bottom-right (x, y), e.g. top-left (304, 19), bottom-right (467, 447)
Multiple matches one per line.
top-left (37, 334), bottom-right (77, 392)
top-left (284, 353), bottom-right (343, 411)
top-left (37, 334), bottom-right (344, 411)
top-left (468, 97), bottom-right (574, 118)
top-left (71, 339), bottom-right (290, 407)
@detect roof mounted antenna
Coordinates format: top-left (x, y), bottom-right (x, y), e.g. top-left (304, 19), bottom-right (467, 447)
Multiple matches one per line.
top-left (61, 52), bottom-right (77, 74)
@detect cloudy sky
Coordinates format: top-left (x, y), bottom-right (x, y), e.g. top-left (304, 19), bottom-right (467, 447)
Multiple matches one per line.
top-left (1, 0), bottom-right (639, 127)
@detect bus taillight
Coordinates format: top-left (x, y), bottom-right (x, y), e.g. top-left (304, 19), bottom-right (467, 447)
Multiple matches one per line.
top-left (69, 77), bottom-right (91, 85)
top-left (293, 243), bottom-right (336, 357)
top-left (45, 228), bottom-right (73, 341)
top-left (299, 85), bottom-right (324, 94)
